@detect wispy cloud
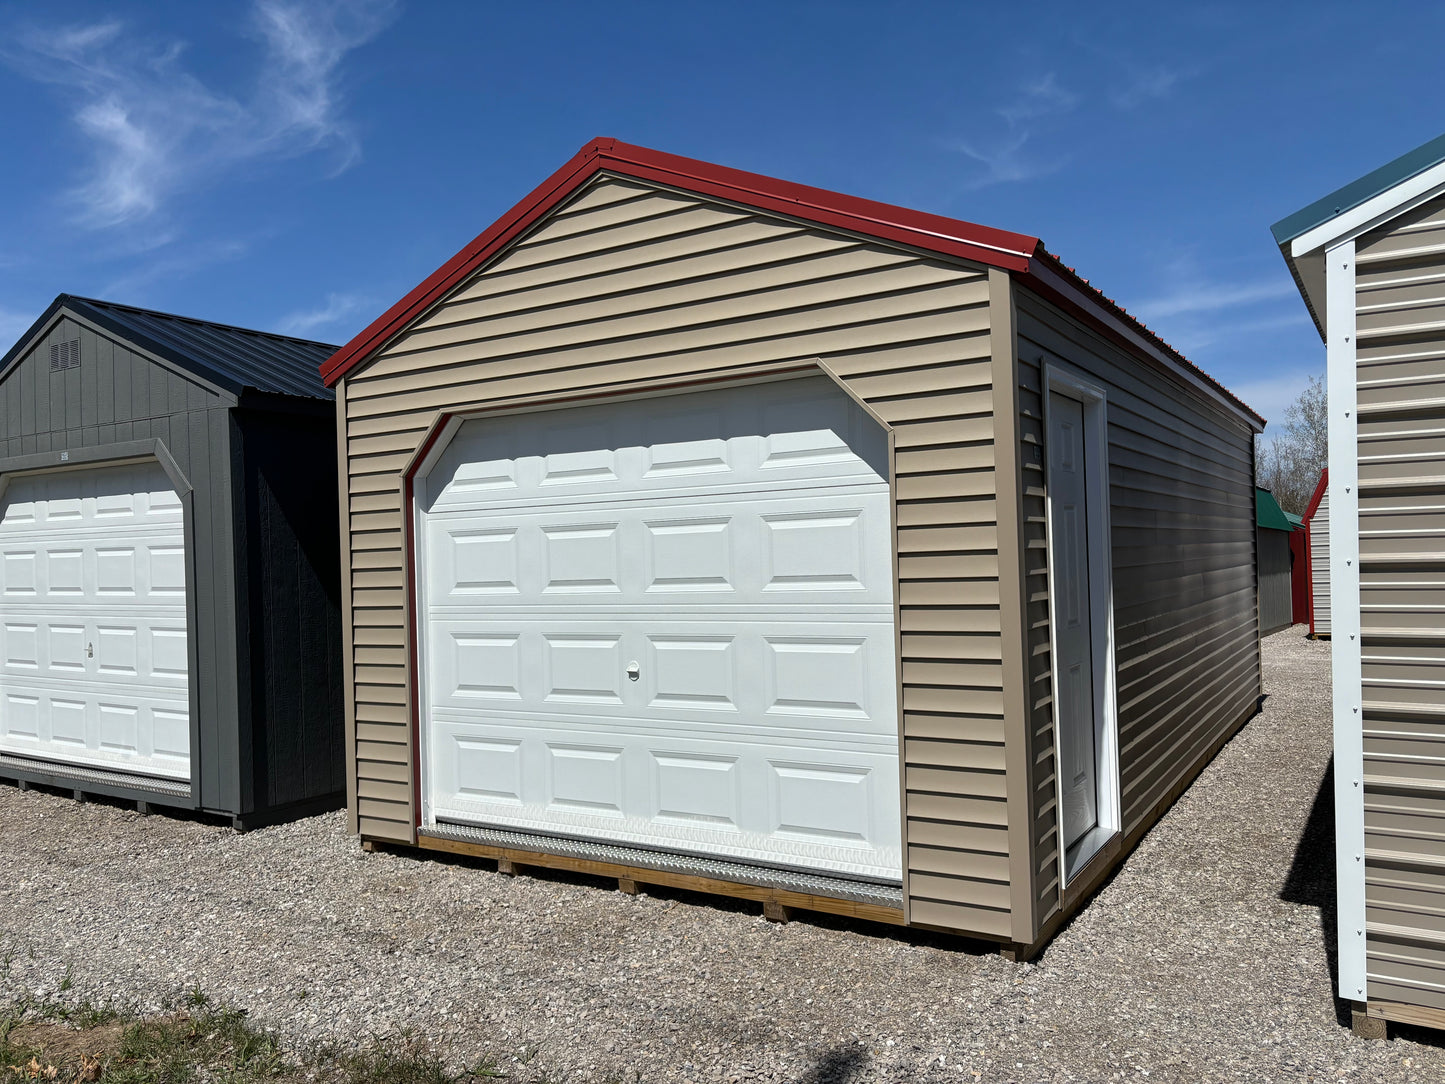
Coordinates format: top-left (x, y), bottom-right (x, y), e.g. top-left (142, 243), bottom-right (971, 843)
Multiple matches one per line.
top-left (100, 237), bottom-right (253, 299)
top-left (1234, 367), bottom-right (1322, 429)
top-left (998, 73), bottom-right (1078, 125)
top-left (1132, 278), bottom-right (1301, 321)
top-left (1110, 65), bottom-right (1193, 109)
top-left (6, 1), bottom-right (395, 229)
top-left (949, 73), bottom-right (1077, 190)
top-left (276, 291), bottom-right (369, 338)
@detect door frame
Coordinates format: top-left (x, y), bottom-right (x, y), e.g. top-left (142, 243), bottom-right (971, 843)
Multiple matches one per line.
top-left (1041, 363), bottom-right (1120, 886)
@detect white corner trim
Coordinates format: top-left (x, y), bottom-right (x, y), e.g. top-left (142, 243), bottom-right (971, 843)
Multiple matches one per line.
top-left (1326, 237), bottom-right (1367, 1002)
top-left (1291, 159), bottom-right (1445, 258)
top-left (1041, 363), bottom-right (1121, 888)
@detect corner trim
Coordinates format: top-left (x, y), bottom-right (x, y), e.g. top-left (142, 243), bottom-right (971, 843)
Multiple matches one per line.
top-left (990, 269), bottom-right (1037, 944)
top-left (1326, 238), bottom-right (1367, 1001)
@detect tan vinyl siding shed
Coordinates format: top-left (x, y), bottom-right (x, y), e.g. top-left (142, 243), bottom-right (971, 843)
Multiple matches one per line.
top-left (1275, 130), bottom-right (1445, 1035)
top-left (326, 139), bottom-right (1265, 955)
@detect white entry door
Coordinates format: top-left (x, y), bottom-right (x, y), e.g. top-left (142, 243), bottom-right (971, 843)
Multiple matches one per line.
top-left (0, 461), bottom-right (191, 781)
top-left (417, 376), bottom-right (902, 882)
top-left (1048, 391), bottom-right (1099, 851)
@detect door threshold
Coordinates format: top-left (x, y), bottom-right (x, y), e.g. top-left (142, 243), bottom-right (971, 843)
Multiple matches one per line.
top-left (422, 822), bottom-right (904, 906)
top-left (1063, 825), bottom-right (1115, 886)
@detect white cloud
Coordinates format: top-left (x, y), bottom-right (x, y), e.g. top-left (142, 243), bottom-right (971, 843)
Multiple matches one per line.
top-left (952, 132), bottom-right (1065, 190)
top-left (1132, 278), bottom-right (1301, 321)
top-left (997, 73), bottom-right (1078, 125)
top-left (949, 73), bottom-right (1076, 190)
top-left (1110, 65), bottom-right (1190, 109)
top-left (7, 1), bottom-right (395, 229)
top-left (276, 291), bottom-right (369, 338)
top-left (1234, 367), bottom-right (1322, 431)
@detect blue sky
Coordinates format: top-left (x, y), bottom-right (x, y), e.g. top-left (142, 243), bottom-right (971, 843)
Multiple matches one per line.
top-left (0, 2), bottom-right (1442, 428)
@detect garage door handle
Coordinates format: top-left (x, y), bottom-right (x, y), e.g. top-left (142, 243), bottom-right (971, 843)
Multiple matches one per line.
top-left (87, 642), bottom-right (93, 659)
top-left (626, 661), bottom-right (640, 681)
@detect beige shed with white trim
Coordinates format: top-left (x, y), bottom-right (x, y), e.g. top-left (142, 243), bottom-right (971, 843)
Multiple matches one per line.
top-left (323, 138), bottom-right (1264, 956)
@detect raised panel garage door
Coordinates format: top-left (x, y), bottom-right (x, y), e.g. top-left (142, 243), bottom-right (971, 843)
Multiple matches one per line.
top-left (417, 376), bottom-right (902, 881)
top-left (0, 461), bottom-right (190, 781)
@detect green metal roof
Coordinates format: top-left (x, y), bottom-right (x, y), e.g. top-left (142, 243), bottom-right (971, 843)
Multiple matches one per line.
top-left (1256, 487), bottom-right (1295, 532)
top-left (1271, 130), bottom-right (1445, 245)
top-left (1284, 511), bottom-right (1303, 529)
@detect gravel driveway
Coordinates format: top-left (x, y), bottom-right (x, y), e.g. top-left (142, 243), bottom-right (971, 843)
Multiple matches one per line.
top-left (0, 629), bottom-right (1438, 1082)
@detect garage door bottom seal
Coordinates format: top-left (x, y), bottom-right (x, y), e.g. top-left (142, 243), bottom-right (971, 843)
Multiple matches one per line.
top-left (0, 752), bottom-right (192, 799)
top-left (423, 822), bottom-right (904, 907)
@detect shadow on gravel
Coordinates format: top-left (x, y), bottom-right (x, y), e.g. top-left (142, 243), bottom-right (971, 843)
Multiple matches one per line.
top-left (1280, 759), bottom-right (1349, 1027)
top-left (792, 1043), bottom-right (868, 1083)
top-left (1281, 761), bottom-right (1445, 1049)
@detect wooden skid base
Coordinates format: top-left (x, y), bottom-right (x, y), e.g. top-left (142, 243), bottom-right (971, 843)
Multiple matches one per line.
top-left (1361, 998), bottom-right (1445, 1036)
top-left (408, 834), bottom-right (905, 927)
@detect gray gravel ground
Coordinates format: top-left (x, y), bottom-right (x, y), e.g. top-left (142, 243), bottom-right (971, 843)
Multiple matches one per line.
top-left (1, 628), bottom-right (1439, 1082)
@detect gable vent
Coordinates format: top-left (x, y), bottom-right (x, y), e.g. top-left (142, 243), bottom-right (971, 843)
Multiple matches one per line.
top-left (49, 339), bottom-right (80, 372)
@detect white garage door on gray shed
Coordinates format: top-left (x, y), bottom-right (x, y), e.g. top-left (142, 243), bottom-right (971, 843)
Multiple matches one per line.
top-left (0, 461), bottom-right (190, 780)
top-left (416, 376), bottom-right (903, 882)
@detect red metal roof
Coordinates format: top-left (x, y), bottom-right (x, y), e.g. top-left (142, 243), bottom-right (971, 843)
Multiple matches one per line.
top-left (319, 138), bottom-right (1264, 428)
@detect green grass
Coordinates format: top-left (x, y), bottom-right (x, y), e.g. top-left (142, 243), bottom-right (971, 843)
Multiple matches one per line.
top-left (0, 990), bottom-right (499, 1084)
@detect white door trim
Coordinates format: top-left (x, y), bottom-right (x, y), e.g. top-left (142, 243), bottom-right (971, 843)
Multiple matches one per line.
top-left (1042, 363), bottom-right (1121, 886)
top-left (410, 373), bottom-right (902, 879)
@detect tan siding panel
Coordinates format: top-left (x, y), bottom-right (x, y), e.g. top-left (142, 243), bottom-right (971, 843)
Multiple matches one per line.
top-left (339, 177), bottom-right (1014, 935)
top-left (1356, 193), bottom-right (1445, 1008)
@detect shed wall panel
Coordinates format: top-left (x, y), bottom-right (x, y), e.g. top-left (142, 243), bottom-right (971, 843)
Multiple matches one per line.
top-left (1311, 490), bottom-right (1332, 636)
top-left (339, 179), bottom-right (1010, 927)
top-left (1014, 291), bottom-right (1261, 928)
top-left (1354, 191), bottom-right (1445, 1010)
top-left (1259, 527), bottom-right (1294, 635)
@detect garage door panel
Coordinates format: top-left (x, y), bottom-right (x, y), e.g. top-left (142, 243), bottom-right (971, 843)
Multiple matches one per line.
top-left (428, 719), bottom-right (900, 877)
top-left (427, 619), bottom-right (894, 734)
top-left (420, 377), bottom-right (900, 881)
top-left (426, 378), bottom-right (888, 514)
top-left (425, 492), bottom-right (891, 609)
top-left (0, 462), bottom-right (190, 782)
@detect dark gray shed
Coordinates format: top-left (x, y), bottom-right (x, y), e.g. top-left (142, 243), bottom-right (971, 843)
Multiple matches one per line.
top-left (1256, 486), bottom-right (1295, 636)
top-left (0, 295), bottom-right (344, 827)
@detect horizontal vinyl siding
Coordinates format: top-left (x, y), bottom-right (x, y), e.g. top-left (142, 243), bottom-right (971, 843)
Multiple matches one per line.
top-left (1259, 527), bottom-right (1293, 635)
top-left (1354, 192), bottom-right (1445, 1011)
top-left (341, 178), bottom-right (1011, 934)
top-left (1311, 491), bottom-right (1332, 635)
top-left (0, 316), bottom-right (240, 812)
top-left (1014, 293), bottom-right (1261, 928)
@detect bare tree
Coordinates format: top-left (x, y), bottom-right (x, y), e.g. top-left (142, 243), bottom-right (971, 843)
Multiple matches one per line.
top-left (1256, 375), bottom-right (1327, 515)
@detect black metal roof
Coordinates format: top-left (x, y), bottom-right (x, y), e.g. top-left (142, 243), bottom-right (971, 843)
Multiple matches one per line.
top-left (1271, 130), bottom-right (1445, 246)
top-left (0, 294), bottom-right (337, 401)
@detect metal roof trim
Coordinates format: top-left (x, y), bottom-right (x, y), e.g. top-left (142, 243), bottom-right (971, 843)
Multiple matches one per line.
top-left (1271, 130), bottom-right (1445, 247)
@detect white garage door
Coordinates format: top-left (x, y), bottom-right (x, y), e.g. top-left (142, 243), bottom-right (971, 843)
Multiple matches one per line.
top-left (418, 376), bottom-right (902, 881)
top-left (0, 461), bottom-right (190, 781)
